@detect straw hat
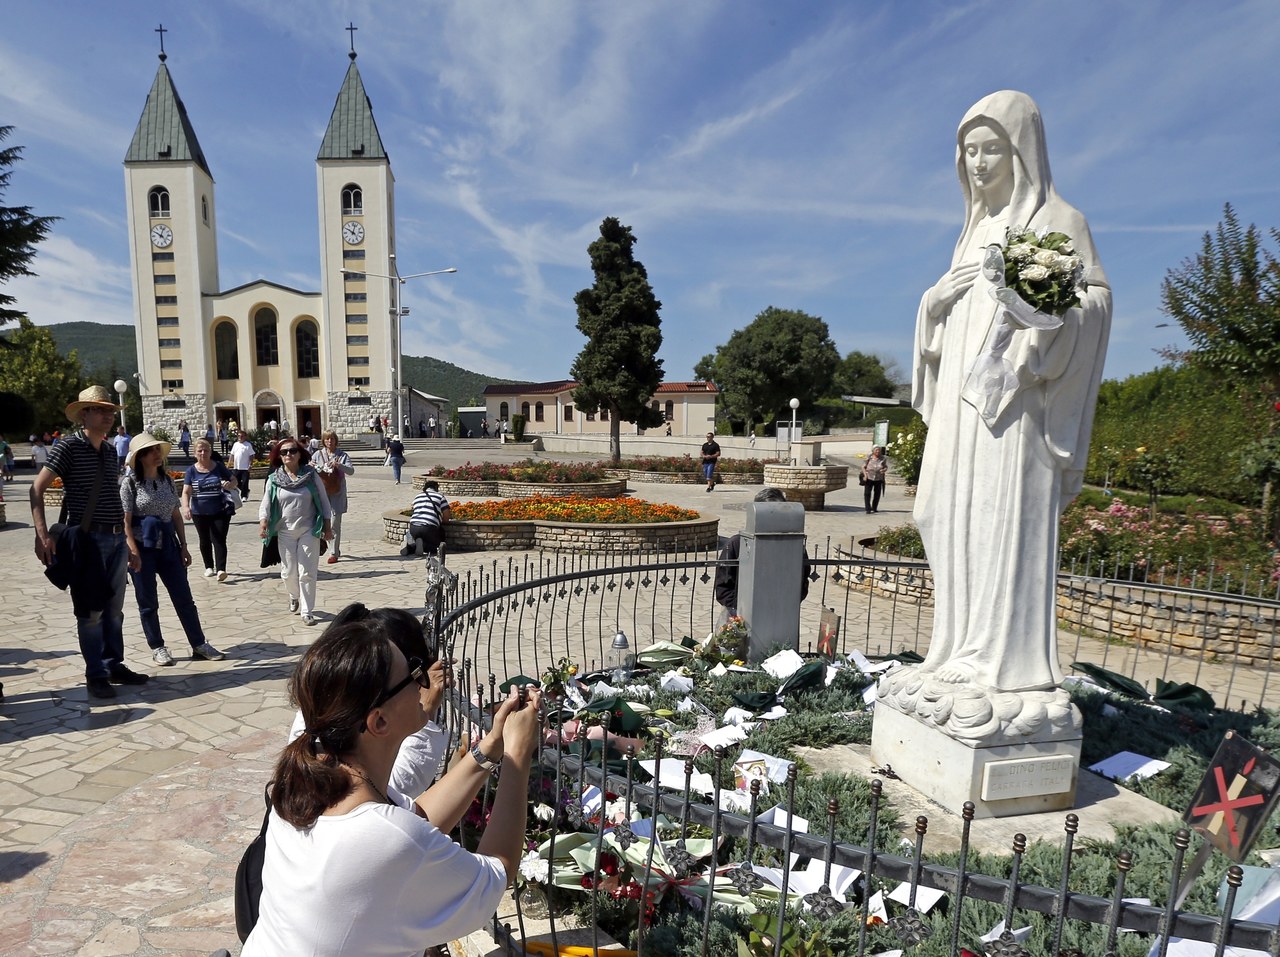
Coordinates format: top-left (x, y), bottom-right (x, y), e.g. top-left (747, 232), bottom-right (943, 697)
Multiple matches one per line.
top-left (125, 432), bottom-right (172, 470)
top-left (65, 384), bottom-right (123, 421)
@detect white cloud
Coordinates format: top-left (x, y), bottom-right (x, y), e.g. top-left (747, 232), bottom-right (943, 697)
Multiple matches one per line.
top-left (11, 235), bottom-right (133, 327)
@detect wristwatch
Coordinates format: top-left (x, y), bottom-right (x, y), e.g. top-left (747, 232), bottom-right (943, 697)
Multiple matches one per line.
top-left (470, 744), bottom-right (501, 774)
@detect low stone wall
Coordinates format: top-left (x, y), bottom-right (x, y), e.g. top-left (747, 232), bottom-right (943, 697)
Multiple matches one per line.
top-left (762, 464), bottom-right (849, 510)
top-left (382, 508), bottom-right (718, 553)
top-left (43, 487), bottom-right (65, 509)
top-left (623, 469), bottom-right (763, 486)
top-left (832, 547), bottom-right (1280, 669)
top-left (411, 476), bottom-right (626, 499)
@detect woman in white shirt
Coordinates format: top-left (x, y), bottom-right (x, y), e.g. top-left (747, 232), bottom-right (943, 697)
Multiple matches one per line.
top-left (242, 620), bottom-right (541, 956)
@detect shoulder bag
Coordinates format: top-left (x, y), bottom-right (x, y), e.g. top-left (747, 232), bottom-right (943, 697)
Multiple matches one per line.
top-left (233, 785), bottom-right (271, 942)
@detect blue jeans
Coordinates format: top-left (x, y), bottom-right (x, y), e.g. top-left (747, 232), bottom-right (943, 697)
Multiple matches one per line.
top-left (129, 536), bottom-right (206, 651)
top-left (703, 461), bottom-right (715, 483)
top-left (77, 532), bottom-right (128, 679)
top-left (391, 456), bottom-right (404, 482)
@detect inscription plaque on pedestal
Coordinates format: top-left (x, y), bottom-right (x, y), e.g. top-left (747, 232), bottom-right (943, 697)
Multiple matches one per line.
top-left (981, 754), bottom-right (1076, 801)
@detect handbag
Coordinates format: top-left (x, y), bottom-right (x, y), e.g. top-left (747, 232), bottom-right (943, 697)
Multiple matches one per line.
top-left (260, 535), bottom-right (281, 567)
top-left (234, 786), bottom-right (271, 942)
top-left (858, 473), bottom-right (866, 486)
top-left (224, 487), bottom-right (243, 512)
top-left (320, 468), bottom-right (343, 495)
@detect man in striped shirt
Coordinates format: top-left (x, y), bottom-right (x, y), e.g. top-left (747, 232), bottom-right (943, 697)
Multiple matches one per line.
top-left (31, 385), bottom-right (149, 700)
top-left (401, 480), bottom-right (452, 558)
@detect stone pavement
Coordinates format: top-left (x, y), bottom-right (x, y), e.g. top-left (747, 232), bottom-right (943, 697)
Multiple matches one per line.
top-left (0, 440), bottom-right (1272, 955)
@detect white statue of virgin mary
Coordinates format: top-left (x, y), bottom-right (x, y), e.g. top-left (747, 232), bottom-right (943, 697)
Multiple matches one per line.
top-left (882, 91), bottom-right (1111, 736)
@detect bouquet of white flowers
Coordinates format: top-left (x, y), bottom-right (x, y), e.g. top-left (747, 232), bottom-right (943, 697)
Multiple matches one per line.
top-left (986, 227), bottom-right (1087, 322)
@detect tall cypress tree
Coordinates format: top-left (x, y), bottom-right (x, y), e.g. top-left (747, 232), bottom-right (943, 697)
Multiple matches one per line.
top-left (0, 126), bottom-right (57, 328)
top-left (570, 217), bottom-right (664, 463)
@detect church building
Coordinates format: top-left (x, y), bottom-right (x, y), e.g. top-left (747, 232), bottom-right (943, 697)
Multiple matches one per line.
top-left (123, 46), bottom-right (400, 437)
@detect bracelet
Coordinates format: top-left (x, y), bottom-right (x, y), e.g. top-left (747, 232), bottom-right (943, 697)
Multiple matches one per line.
top-left (470, 744), bottom-right (501, 774)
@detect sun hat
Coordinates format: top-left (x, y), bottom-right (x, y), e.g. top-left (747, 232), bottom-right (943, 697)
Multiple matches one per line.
top-left (125, 432), bottom-right (172, 469)
top-left (65, 384), bottom-right (123, 421)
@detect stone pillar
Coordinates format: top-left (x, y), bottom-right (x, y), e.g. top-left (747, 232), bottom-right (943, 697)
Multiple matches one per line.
top-left (738, 501), bottom-right (806, 661)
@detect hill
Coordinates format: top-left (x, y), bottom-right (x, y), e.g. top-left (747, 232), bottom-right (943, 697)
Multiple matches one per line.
top-left (27, 321), bottom-right (523, 409)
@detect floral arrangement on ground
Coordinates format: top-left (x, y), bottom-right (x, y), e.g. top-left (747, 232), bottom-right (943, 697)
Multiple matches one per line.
top-left (600, 455), bottom-right (779, 475)
top-left (426, 459), bottom-right (607, 483)
top-left (447, 496), bottom-right (700, 524)
top-left (453, 624), bottom-right (1276, 957)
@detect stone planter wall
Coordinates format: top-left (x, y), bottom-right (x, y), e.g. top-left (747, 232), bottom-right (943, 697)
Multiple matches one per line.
top-left (382, 508), bottom-right (717, 554)
top-left (833, 547), bottom-right (1280, 669)
top-left (624, 469), bottom-right (763, 486)
top-left (762, 464), bottom-right (849, 511)
top-left (43, 487), bottom-right (65, 509)
top-left (412, 476), bottom-right (627, 499)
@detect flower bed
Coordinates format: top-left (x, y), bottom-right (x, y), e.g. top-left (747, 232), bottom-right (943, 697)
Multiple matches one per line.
top-left (427, 459), bottom-right (607, 483)
top-left (382, 497), bottom-right (717, 553)
top-left (412, 474), bottom-right (626, 499)
top-left (598, 455), bottom-right (776, 486)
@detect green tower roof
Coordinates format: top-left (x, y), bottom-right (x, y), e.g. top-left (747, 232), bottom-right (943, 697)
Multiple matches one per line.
top-left (318, 58), bottom-right (388, 162)
top-left (124, 61), bottom-right (211, 176)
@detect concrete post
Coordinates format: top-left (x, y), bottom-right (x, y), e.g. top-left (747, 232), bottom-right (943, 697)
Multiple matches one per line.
top-left (737, 501), bottom-right (806, 661)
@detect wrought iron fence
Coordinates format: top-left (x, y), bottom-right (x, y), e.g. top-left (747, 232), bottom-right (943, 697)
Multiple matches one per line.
top-left (427, 546), bottom-right (1280, 957)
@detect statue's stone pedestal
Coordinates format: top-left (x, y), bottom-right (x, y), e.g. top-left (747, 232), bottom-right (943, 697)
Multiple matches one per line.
top-left (870, 698), bottom-right (1081, 819)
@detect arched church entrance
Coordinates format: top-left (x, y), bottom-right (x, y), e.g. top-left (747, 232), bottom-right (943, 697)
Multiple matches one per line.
top-left (254, 390), bottom-right (284, 431)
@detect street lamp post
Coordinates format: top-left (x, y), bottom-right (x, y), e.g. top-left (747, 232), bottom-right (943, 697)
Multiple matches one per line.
top-left (788, 397), bottom-right (800, 464)
top-left (341, 258), bottom-right (456, 437)
top-left (113, 378), bottom-right (129, 431)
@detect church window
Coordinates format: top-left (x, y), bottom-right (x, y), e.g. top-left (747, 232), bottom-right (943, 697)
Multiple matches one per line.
top-left (535, 401), bottom-right (544, 422)
top-left (214, 322), bottom-right (239, 379)
top-left (499, 402), bottom-right (510, 420)
top-left (254, 308), bottom-right (279, 366)
top-left (157, 316), bottom-right (179, 327)
top-left (601, 407), bottom-right (609, 421)
top-left (342, 184), bottom-right (363, 215)
top-left (162, 379), bottom-right (184, 390)
top-left (343, 271), bottom-right (366, 282)
top-left (346, 314), bottom-right (368, 324)
top-left (152, 252), bottom-right (174, 262)
top-left (520, 402), bottom-right (530, 420)
top-left (348, 377), bottom-right (371, 387)
top-left (348, 356), bottom-right (370, 366)
top-left (665, 400), bottom-right (674, 421)
top-left (345, 292), bottom-right (367, 302)
top-left (154, 274), bottom-right (176, 284)
top-left (296, 320), bottom-right (321, 379)
top-left (585, 411), bottom-right (595, 421)
top-left (201, 195), bottom-right (209, 225)
top-left (564, 405), bottom-right (574, 421)
top-left (158, 338), bottom-right (181, 349)
top-left (148, 187), bottom-right (170, 218)
top-left (342, 249), bottom-right (366, 260)
top-left (160, 359), bottom-right (182, 369)
top-left (346, 335), bottom-right (369, 345)
top-left (155, 295), bottom-right (178, 305)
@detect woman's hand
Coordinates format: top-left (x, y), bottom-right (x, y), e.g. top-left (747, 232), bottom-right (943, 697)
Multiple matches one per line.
top-left (322, 521), bottom-right (334, 541)
top-left (179, 544), bottom-right (192, 568)
top-left (419, 658), bottom-right (450, 718)
top-left (501, 688), bottom-right (543, 763)
top-left (181, 506), bottom-right (192, 521)
top-left (221, 480), bottom-right (234, 491)
top-left (477, 689), bottom-right (521, 762)
top-left (926, 261), bottom-right (981, 317)
top-left (259, 519), bottom-right (268, 540)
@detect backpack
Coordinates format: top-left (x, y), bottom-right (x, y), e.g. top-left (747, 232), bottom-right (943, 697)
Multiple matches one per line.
top-left (233, 787), bottom-right (271, 942)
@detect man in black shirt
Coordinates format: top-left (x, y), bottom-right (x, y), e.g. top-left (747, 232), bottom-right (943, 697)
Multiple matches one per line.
top-left (30, 385), bottom-right (149, 699)
top-left (700, 432), bottom-right (721, 492)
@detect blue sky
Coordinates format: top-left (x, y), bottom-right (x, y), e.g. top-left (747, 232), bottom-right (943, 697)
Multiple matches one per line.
top-left (4, 1), bottom-right (1279, 391)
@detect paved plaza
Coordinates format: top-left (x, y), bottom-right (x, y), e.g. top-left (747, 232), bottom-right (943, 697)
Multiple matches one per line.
top-left (0, 438), bottom-right (1273, 956)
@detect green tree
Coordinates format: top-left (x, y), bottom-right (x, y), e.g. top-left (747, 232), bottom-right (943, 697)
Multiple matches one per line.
top-left (0, 318), bottom-right (83, 429)
top-left (696, 307), bottom-right (839, 435)
top-left (1161, 203), bottom-right (1280, 531)
top-left (833, 350), bottom-right (897, 399)
top-left (570, 217), bottom-right (664, 463)
top-left (0, 126), bottom-right (58, 329)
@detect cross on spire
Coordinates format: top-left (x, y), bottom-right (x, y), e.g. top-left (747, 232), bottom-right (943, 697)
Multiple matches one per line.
top-left (155, 23), bottom-right (168, 62)
top-left (346, 22), bottom-right (358, 60)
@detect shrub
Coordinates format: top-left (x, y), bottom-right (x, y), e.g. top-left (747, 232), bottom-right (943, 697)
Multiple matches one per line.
top-left (869, 523), bottom-right (924, 557)
top-left (888, 418), bottom-right (926, 485)
top-left (604, 455), bottom-right (776, 475)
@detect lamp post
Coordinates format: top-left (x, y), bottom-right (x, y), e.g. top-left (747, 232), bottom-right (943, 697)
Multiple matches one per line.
top-left (113, 378), bottom-right (129, 431)
top-left (340, 258), bottom-right (457, 437)
top-left (788, 397), bottom-right (800, 463)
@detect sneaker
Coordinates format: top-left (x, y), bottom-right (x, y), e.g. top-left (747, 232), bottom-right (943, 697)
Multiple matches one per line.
top-left (87, 677), bottom-right (117, 699)
top-left (399, 545), bottom-right (413, 557)
top-left (192, 642), bottom-right (226, 661)
top-left (203, 568), bottom-right (215, 578)
top-left (109, 665), bottom-right (149, 685)
top-left (288, 598), bottom-right (300, 613)
top-left (302, 614), bottom-right (317, 626)
top-left (152, 647), bottom-right (175, 666)
top-left (326, 554), bottom-right (338, 565)
top-left (217, 570), bottom-right (228, 582)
